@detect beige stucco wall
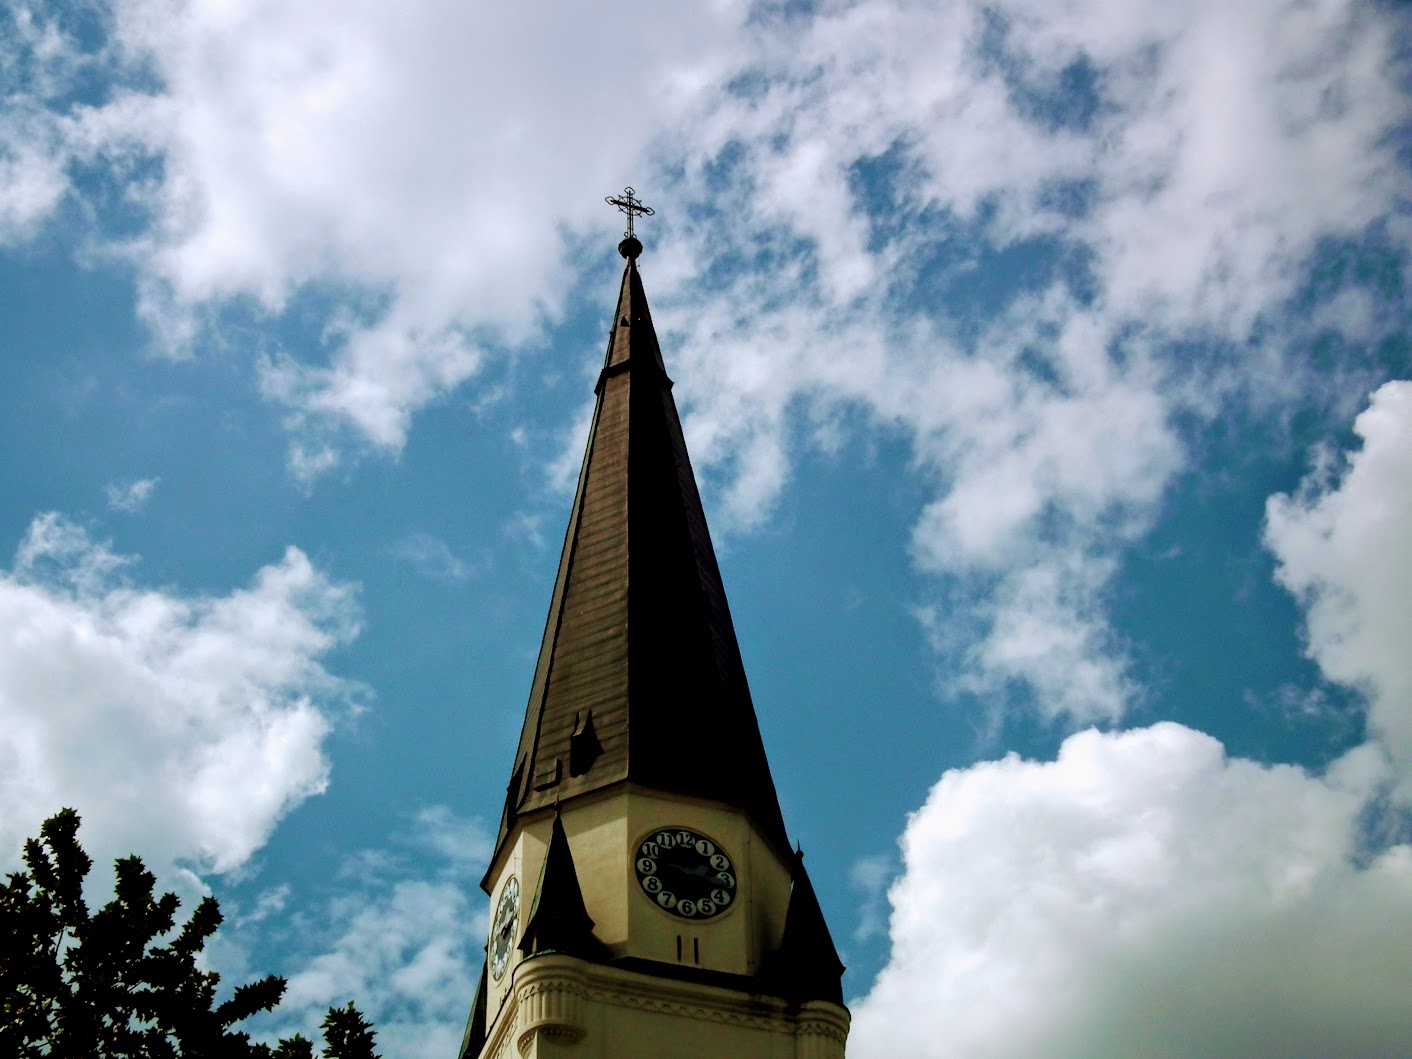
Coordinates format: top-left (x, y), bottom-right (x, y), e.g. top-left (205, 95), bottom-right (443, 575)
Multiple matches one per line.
top-left (482, 785), bottom-right (798, 1036)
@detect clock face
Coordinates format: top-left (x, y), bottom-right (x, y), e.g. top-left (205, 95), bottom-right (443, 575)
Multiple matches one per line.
top-left (490, 876), bottom-right (519, 981)
top-left (634, 827), bottom-right (736, 920)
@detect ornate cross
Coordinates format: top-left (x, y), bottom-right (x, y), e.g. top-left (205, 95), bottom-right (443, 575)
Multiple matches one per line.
top-left (605, 186), bottom-right (655, 239)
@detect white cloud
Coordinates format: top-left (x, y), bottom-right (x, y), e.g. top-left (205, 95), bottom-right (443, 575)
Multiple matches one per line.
top-left (0, 6), bottom-right (82, 242)
top-left (0, 126), bottom-right (68, 243)
top-left (851, 723), bottom-right (1411, 1059)
top-left (958, 550), bottom-right (1133, 724)
top-left (854, 389), bottom-right (1412, 1056)
top-left (275, 878), bottom-right (479, 1057)
top-left (849, 853), bottom-right (895, 944)
top-left (104, 476), bottom-right (160, 512)
top-left (33, 0), bottom-right (749, 459)
top-left (15, 0), bottom-right (1409, 713)
top-left (0, 513), bottom-right (363, 878)
top-left (649, 0), bottom-right (1406, 717)
top-left (1266, 380), bottom-right (1412, 801)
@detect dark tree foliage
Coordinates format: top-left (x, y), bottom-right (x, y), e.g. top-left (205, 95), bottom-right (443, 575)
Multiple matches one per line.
top-left (0, 809), bottom-right (379, 1059)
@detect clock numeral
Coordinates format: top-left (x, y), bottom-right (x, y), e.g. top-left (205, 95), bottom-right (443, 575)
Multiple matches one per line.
top-left (694, 838), bottom-right (715, 857)
top-left (640, 841), bottom-right (660, 858)
top-left (714, 871), bottom-right (735, 889)
top-left (696, 898), bottom-right (716, 916)
top-left (711, 888), bottom-right (731, 906)
top-left (677, 899), bottom-right (697, 917)
top-left (636, 857), bottom-right (657, 875)
top-left (656, 890), bottom-right (678, 910)
top-left (643, 875), bottom-right (663, 894)
top-left (709, 853), bottom-right (729, 871)
top-left (675, 830), bottom-right (694, 847)
top-left (656, 831), bottom-right (676, 848)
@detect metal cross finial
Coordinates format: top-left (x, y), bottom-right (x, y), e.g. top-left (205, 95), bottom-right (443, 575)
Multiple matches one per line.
top-left (605, 186), bottom-right (655, 239)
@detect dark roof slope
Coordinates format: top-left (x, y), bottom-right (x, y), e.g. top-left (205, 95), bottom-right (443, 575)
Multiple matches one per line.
top-left (487, 244), bottom-right (789, 874)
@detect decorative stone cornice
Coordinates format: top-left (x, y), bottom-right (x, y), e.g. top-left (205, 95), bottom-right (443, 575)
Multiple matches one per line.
top-left (480, 953), bottom-right (851, 1057)
top-left (514, 957), bottom-right (591, 1055)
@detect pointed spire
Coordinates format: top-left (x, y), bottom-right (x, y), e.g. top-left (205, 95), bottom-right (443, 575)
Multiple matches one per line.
top-left (762, 849), bottom-right (846, 1005)
top-left (518, 812), bottom-right (609, 962)
top-left (487, 208), bottom-right (790, 875)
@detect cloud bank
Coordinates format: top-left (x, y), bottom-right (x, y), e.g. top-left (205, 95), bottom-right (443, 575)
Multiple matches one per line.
top-left (850, 724), bottom-right (1410, 1058)
top-left (851, 382), bottom-right (1412, 1056)
top-left (10, 0), bottom-right (1408, 716)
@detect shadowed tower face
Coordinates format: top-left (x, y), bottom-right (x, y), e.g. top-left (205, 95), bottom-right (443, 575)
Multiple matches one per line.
top-left (460, 194), bottom-right (849, 1059)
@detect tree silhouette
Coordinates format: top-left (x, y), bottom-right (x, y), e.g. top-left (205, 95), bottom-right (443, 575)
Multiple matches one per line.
top-left (0, 809), bottom-right (378, 1058)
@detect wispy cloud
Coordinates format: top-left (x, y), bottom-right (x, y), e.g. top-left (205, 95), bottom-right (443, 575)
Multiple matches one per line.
top-left (225, 806), bottom-right (493, 1058)
top-left (390, 532), bottom-right (478, 583)
top-left (104, 476), bottom-right (160, 513)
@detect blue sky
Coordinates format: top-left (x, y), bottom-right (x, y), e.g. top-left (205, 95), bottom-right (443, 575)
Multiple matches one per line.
top-left (3, 0), bottom-right (1411, 1054)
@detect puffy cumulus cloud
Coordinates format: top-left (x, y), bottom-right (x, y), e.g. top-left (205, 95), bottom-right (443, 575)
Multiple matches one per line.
top-left (225, 806), bottom-right (492, 1058)
top-left (853, 383), bottom-right (1412, 1055)
top-left (1266, 380), bottom-right (1412, 800)
top-left (18, 0), bottom-right (747, 460)
top-left (0, 513), bottom-right (363, 878)
top-left (850, 724), bottom-right (1412, 1059)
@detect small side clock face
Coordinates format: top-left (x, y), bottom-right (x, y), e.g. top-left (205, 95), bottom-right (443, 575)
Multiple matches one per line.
top-left (634, 827), bottom-right (736, 920)
top-left (490, 876), bottom-right (519, 981)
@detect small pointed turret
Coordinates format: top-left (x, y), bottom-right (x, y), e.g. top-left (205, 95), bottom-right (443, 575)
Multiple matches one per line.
top-left (762, 849), bottom-right (847, 1005)
top-left (518, 812), bottom-right (609, 962)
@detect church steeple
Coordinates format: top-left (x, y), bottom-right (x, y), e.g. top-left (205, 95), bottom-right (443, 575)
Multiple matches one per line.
top-left (488, 214), bottom-right (790, 871)
top-left (467, 197), bottom-right (849, 1059)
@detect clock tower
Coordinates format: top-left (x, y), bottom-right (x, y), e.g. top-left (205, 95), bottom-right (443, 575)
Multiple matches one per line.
top-left (458, 193), bottom-right (849, 1059)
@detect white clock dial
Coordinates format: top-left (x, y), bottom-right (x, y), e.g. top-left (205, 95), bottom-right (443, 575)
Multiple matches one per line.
top-left (490, 876), bottom-right (520, 981)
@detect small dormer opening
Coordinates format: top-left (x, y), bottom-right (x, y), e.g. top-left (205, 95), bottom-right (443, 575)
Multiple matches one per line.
top-left (569, 711), bottom-right (604, 776)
